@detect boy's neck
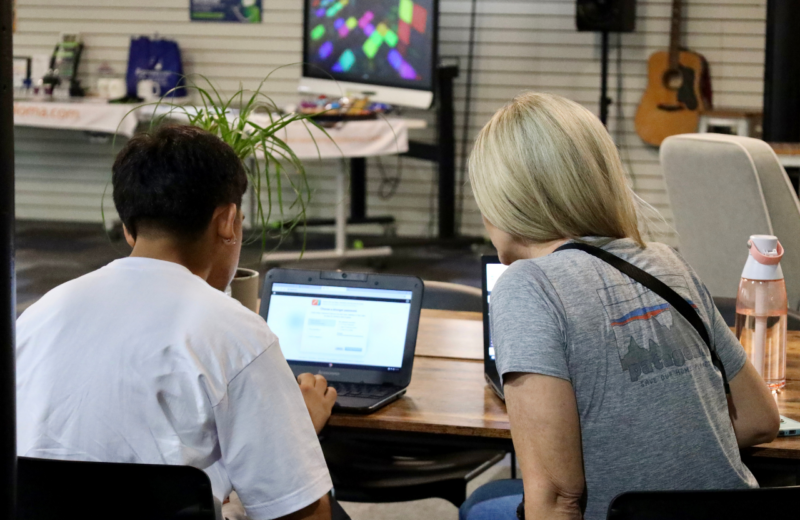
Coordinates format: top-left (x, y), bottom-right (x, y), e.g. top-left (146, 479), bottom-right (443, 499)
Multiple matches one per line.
top-left (129, 236), bottom-right (212, 281)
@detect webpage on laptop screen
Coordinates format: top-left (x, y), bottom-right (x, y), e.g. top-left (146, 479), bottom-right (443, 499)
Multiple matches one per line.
top-left (267, 283), bottom-right (412, 370)
top-left (486, 263), bottom-right (508, 361)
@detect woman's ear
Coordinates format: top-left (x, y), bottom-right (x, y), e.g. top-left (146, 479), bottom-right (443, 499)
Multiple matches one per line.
top-left (122, 224), bottom-right (135, 248)
top-left (216, 203), bottom-right (238, 243)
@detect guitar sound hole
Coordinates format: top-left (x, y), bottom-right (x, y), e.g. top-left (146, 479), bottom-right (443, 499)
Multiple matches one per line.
top-left (662, 69), bottom-right (683, 90)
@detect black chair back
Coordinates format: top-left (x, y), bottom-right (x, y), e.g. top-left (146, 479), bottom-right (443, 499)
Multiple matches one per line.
top-left (607, 486), bottom-right (800, 519)
top-left (422, 280), bottom-right (482, 312)
top-left (17, 457), bottom-right (216, 520)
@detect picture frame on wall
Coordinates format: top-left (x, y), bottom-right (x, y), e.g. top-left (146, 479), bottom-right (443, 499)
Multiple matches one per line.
top-left (190, 0), bottom-right (262, 23)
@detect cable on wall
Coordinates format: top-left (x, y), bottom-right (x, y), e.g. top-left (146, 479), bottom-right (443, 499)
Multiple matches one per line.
top-left (377, 155), bottom-right (404, 200)
top-left (455, 0), bottom-right (479, 234)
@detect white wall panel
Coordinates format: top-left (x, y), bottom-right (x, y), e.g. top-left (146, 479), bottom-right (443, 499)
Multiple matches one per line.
top-left (13, 0), bottom-right (768, 244)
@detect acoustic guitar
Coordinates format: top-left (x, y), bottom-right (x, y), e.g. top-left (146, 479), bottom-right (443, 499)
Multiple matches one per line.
top-left (635, 0), bottom-right (712, 146)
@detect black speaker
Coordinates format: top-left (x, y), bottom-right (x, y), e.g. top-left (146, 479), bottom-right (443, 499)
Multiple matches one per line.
top-left (576, 0), bottom-right (636, 33)
top-left (763, 0), bottom-right (800, 142)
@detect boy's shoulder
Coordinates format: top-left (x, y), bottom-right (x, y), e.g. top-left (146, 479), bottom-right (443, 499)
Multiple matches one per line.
top-left (18, 258), bottom-right (275, 349)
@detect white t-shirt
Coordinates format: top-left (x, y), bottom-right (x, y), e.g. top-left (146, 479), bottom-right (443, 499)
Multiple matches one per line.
top-left (16, 257), bottom-right (332, 520)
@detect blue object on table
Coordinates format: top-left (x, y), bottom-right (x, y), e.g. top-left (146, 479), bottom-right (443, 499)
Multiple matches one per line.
top-left (126, 36), bottom-right (187, 99)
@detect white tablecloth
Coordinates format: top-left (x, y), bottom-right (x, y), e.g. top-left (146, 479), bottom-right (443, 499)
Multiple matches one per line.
top-left (256, 117), bottom-right (409, 159)
top-left (13, 100), bottom-right (140, 137)
top-left (13, 100), bottom-right (414, 159)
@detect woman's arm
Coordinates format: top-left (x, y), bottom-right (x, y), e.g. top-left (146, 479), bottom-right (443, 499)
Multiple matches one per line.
top-left (504, 372), bottom-right (585, 520)
top-left (705, 297), bottom-right (780, 448)
top-left (726, 359), bottom-right (780, 448)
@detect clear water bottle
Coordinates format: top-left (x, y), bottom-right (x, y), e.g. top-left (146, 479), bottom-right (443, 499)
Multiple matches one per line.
top-left (735, 235), bottom-right (788, 390)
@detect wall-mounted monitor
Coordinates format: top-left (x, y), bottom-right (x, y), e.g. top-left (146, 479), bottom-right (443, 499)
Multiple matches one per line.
top-left (300, 0), bottom-right (437, 109)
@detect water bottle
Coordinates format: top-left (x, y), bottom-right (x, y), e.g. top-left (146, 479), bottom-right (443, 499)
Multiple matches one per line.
top-left (735, 235), bottom-right (788, 390)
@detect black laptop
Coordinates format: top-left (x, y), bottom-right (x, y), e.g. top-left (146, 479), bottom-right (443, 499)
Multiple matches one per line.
top-left (260, 268), bottom-right (424, 414)
top-left (482, 255), bottom-right (509, 401)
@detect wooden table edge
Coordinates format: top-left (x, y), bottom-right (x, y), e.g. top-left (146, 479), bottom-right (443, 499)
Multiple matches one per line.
top-left (744, 445), bottom-right (800, 460)
top-left (326, 417), bottom-right (513, 440)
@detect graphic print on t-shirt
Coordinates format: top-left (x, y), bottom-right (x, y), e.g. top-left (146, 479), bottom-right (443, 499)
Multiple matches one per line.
top-left (597, 274), bottom-right (705, 383)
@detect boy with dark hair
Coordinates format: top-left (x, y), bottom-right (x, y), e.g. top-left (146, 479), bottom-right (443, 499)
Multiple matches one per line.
top-left (16, 125), bottom-right (339, 520)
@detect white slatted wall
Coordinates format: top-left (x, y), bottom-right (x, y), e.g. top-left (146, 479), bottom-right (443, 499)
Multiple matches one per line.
top-left (12, 0), bottom-right (768, 244)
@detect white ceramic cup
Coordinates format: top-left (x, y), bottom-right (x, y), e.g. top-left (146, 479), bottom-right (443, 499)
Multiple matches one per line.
top-left (137, 79), bottom-right (161, 101)
top-left (229, 268), bottom-right (260, 313)
top-left (97, 78), bottom-right (111, 99)
top-left (107, 78), bottom-right (127, 100)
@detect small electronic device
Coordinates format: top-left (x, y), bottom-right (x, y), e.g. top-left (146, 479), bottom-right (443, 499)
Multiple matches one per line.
top-left (260, 268), bottom-right (424, 414)
top-left (13, 56), bottom-right (31, 89)
top-left (482, 255), bottom-right (509, 401)
top-left (779, 415), bottom-right (800, 437)
top-left (300, 0), bottom-right (438, 108)
top-left (46, 33), bottom-right (84, 96)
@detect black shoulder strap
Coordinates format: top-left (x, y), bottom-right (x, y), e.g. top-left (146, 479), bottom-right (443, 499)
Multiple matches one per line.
top-left (556, 242), bottom-right (730, 395)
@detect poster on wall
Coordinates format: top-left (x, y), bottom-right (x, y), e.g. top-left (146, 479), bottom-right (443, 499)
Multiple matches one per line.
top-left (190, 0), bottom-right (262, 23)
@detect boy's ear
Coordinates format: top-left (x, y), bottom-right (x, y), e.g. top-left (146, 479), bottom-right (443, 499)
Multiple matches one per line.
top-left (122, 224), bottom-right (135, 248)
top-left (215, 203), bottom-right (238, 241)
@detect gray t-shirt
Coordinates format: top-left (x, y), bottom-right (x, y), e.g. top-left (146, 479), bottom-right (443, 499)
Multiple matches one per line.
top-left (491, 238), bottom-right (757, 520)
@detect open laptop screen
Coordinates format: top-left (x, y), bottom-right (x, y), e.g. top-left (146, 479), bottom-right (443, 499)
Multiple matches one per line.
top-left (482, 256), bottom-right (509, 399)
top-left (266, 282), bottom-right (412, 371)
top-left (485, 261), bottom-right (509, 361)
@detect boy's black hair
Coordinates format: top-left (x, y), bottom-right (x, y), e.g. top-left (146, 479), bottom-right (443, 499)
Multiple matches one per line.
top-left (112, 125), bottom-right (248, 241)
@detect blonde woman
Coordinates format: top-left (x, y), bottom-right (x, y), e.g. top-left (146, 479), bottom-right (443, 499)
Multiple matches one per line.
top-left (460, 93), bottom-right (779, 520)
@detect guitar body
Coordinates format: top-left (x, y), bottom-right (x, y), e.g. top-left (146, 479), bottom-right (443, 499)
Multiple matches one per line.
top-left (635, 50), bottom-right (711, 146)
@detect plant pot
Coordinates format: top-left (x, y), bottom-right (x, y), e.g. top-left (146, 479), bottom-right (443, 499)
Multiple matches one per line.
top-left (229, 268), bottom-right (260, 313)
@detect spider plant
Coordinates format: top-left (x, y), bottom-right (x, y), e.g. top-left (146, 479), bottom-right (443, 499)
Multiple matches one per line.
top-left (129, 72), bottom-right (336, 252)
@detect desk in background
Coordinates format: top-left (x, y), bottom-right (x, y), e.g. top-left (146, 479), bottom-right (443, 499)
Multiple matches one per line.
top-left (12, 99), bottom-right (422, 260)
top-left (770, 143), bottom-right (800, 169)
top-left (770, 143), bottom-right (800, 195)
top-left (328, 310), bottom-right (800, 464)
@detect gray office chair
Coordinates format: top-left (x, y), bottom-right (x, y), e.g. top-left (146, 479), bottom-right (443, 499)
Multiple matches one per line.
top-left (422, 280), bottom-right (482, 312)
top-left (661, 134), bottom-right (800, 309)
top-left (607, 486), bottom-right (800, 519)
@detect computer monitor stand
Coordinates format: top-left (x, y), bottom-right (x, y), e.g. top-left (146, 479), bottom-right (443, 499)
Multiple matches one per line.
top-left (347, 64), bottom-right (460, 240)
top-left (288, 64), bottom-right (461, 241)
top-left (404, 64), bottom-right (459, 239)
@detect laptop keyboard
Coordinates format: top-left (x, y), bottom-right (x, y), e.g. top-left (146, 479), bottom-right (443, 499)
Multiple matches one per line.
top-left (330, 382), bottom-right (398, 398)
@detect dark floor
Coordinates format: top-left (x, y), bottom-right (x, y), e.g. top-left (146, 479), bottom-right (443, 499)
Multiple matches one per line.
top-left (15, 221), bottom-right (493, 316)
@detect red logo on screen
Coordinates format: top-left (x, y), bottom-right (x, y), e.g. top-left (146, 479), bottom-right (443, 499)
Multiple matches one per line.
top-left (312, 299), bottom-right (320, 306)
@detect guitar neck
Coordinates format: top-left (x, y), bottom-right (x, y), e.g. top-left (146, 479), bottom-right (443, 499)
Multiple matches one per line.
top-left (669, 0), bottom-right (683, 69)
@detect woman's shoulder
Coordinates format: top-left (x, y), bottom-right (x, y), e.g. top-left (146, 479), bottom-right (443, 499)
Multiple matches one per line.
top-left (493, 258), bottom-right (562, 311)
top-left (543, 238), bottom-right (682, 270)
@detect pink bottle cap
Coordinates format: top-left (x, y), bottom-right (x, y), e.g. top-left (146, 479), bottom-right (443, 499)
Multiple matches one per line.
top-left (748, 239), bottom-right (784, 266)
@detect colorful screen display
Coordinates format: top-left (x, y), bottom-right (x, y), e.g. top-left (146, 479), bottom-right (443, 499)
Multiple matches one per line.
top-left (303, 0), bottom-right (436, 92)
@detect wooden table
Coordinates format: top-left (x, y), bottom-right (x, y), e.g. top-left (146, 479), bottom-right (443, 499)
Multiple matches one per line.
top-left (328, 309), bottom-right (800, 460)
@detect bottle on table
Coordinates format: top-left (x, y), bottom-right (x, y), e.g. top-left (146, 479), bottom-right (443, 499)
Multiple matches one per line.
top-left (735, 235), bottom-right (788, 391)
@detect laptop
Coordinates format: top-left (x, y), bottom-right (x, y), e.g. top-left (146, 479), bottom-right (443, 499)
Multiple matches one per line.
top-left (481, 256), bottom-right (800, 435)
top-left (260, 268), bottom-right (424, 414)
top-left (779, 415), bottom-right (800, 437)
top-left (482, 255), bottom-right (508, 401)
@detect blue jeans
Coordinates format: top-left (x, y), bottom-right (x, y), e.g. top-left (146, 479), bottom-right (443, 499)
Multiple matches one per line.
top-left (459, 479), bottom-right (524, 520)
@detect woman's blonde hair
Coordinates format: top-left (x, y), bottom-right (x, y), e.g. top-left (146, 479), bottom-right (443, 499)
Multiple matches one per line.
top-left (469, 92), bottom-right (645, 247)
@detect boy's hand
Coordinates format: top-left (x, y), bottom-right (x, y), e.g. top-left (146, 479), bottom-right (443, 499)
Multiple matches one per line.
top-left (297, 373), bottom-right (338, 434)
